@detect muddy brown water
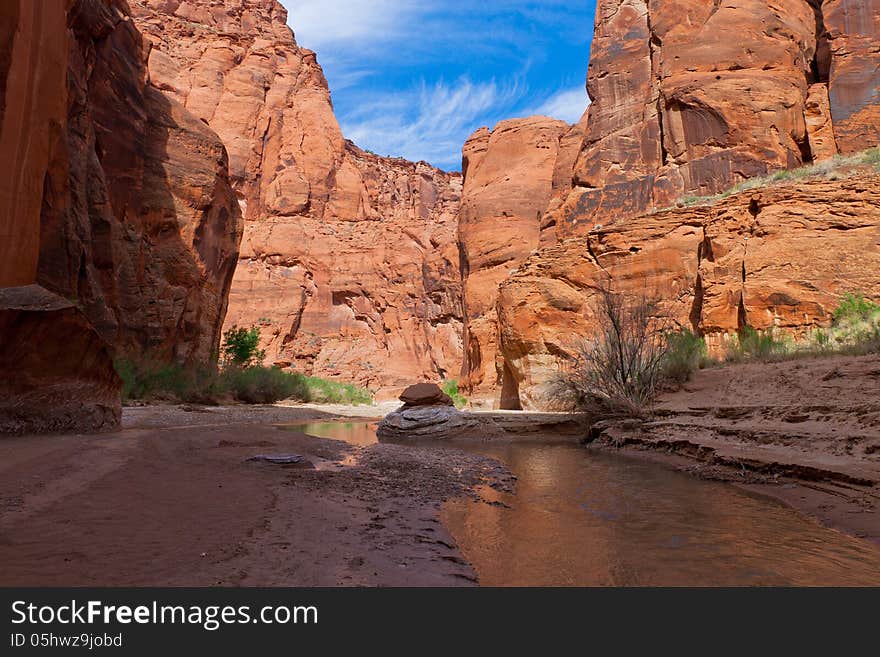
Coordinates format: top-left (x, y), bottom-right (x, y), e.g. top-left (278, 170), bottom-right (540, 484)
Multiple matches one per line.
top-left (298, 422), bottom-right (880, 586)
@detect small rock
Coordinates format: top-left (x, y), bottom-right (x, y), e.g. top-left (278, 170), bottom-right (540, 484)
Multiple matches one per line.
top-left (246, 454), bottom-right (315, 468)
top-left (399, 383), bottom-right (454, 407)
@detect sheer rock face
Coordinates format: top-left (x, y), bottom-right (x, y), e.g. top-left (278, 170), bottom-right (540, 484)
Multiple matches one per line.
top-left (497, 172), bottom-right (880, 408)
top-left (131, 0), bottom-right (464, 395)
top-left (472, 0), bottom-right (879, 408)
top-left (226, 147), bottom-right (463, 397)
top-left (458, 117), bottom-right (576, 402)
top-left (34, 0), bottom-right (243, 365)
top-left (0, 1), bottom-right (120, 434)
top-left (548, 0), bottom-right (878, 238)
top-left (824, 0), bottom-right (880, 154)
top-left (1, 0), bottom-right (242, 432)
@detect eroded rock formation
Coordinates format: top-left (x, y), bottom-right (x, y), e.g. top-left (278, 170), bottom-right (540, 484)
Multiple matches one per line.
top-left (549, 0), bottom-right (880, 238)
top-left (458, 117), bottom-right (581, 403)
top-left (131, 0), bottom-right (464, 395)
top-left (466, 0), bottom-right (880, 408)
top-left (0, 0), bottom-right (242, 432)
top-left (498, 170), bottom-right (880, 408)
top-left (824, 0), bottom-right (880, 153)
top-left (39, 0), bottom-right (242, 365)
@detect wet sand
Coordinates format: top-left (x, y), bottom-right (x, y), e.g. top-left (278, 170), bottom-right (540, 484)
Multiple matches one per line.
top-left (588, 353), bottom-right (880, 543)
top-left (0, 405), bottom-right (511, 586)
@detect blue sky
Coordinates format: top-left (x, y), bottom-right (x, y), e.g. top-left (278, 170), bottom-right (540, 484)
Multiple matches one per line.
top-left (280, 1), bottom-right (596, 171)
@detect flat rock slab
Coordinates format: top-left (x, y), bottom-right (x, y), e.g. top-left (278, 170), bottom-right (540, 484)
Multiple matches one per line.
top-left (246, 454), bottom-right (315, 468)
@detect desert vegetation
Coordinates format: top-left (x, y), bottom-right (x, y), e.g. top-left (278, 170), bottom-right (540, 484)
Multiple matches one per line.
top-left (441, 380), bottom-right (469, 408)
top-left (676, 146), bottom-right (880, 208)
top-left (550, 288), bottom-right (879, 418)
top-left (116, 326), bottom-right (373, 406)
top-left (547, 287), bottom-right (673, 417)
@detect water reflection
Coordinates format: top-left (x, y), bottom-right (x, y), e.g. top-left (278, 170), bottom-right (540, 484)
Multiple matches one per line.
top-left (441, 442), bottom-right (880, 586)
top-left (281, 423), bottom-right (880, 585)
top-left (289, 421), bottom-right (379, 447)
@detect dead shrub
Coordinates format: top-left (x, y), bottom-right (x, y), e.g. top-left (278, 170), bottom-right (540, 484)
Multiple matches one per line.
top-left (547, 285), bottom-right (671, 418)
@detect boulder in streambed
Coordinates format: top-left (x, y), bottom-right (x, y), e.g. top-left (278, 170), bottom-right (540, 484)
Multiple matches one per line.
top-left (377, 384), bottom-right (478, 440)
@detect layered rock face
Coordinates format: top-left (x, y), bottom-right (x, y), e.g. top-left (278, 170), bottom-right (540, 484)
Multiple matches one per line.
top-left (550, 0), bottom-right (880, 237)
top-left (40, 0), bottom-right (242, 365)
top-left (458, 117), bottom-right (581, 403)
top-left (824, 0), bottom-right (880, 153)
top-left (0, 0), bottom-right (242, 432)
top-left (469, 0), bottom-right (880, 408)
top-left (498, 170), bottom-right (880, 408)
top-left (228, 147), bottom-right (462, 395)
top-left (0, 0), bottom-right (120, 433)
top-left (132, 0), bottom-right (464, 395)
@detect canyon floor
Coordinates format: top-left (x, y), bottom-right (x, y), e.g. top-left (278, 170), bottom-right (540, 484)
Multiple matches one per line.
top-left (0, 353), bottom-right (878, 587)
top-left (0, 405), bottom-right (515, 586)
top-left (591, 353), bottom-right (880, 543)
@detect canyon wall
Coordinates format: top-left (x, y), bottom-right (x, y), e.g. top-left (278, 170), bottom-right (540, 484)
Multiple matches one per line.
top-left (549, 0), bottom-right (880, 238)
top-left (458, 117), bottom-right (585, 403)
top-left (132, 0), bottom-right (464, 396)
top-left (498, 171), bottom-right (880, 407)
top-left (0, 0), bottom-right (242, 432)
top-left (475, 0), bottom-right (880, 408)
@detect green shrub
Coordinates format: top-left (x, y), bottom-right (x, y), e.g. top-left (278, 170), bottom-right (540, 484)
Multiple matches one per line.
top-left (726, 326), bottom-right (791, 362)
top-left (810, 292), bottom-right (880, 355)
top-left (832, 292), bottom-right (880, 324)
top-left (223, 366), bottom-right (310, 404)
top-left (300, 376), bottom-right (373, 405)
top-left (441, 380), bottom-right (468, 408)
top-left (863, 146), bottom-right (880, 168)
top-left (114, 360), bottom-right (225, 404)
top-left (222, 325), bottom-right (265, 367)
top-left (662, 330), bottom-right (708, 384)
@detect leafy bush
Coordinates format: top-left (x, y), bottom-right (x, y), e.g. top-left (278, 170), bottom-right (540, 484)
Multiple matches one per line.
top-left (223, 366), bottom-right (310, 404)
top-left (115, 360), bottom-right (226, 404)
top-left (725, 326), bottom-right (791, 362)
top-left (300, 376), bottom-right (373, 405)
top-left (548, 287), bottom-right (669, 417)
top-left (441, 380), bottom-right (468, 408)
top-left (662, 330), bottom-right (708, 384)
top-left (813, 292), bottom-right (880, 355)
top-left (833, 292), bottom-right (880, 324)
top-left (222, 325), bottom-right (265, 367)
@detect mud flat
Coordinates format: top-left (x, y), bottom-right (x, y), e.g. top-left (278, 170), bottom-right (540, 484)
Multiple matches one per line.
top-left (0, 404), bottom-right (511, 586)
top-left (587, 354), bottom-right (880, 543)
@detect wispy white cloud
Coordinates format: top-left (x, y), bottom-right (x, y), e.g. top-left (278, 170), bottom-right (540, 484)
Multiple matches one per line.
top-left (531, 86), bottom-right (590, 124)
top-left (279, 0), bottom-right (595, 169)
top-left (283, 0), bottom-right (421, 51)
top-left (341, 77), bottom-right (525, 170)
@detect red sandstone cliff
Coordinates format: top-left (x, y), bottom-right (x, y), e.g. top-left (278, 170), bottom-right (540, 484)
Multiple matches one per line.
top-left (131, 0), bottom-right (464, 395)
top-left (0, 0), bottom-right (242, 432)
top-left (549, 0), bottom-right (880, 237)
top-left (458, 117), bottom-right (584, 402)
top-left (480, 0), bottom-right (880, 408)
top-left (498, 170), bottom-right (880, 407)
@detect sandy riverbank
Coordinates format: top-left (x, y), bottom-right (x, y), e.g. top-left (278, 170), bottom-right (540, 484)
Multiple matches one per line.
top-left (0, 404), bottom-right (513, 586)
top-left (587, 353), bottom-right (880, 543)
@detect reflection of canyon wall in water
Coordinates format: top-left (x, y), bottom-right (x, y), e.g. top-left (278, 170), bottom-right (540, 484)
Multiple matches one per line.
top-left (457, 0), bottom-right (880, 408)
top-left (0, 0), bottom-right (243, 433)
top-left (131, 0), bottom-right (464, 397)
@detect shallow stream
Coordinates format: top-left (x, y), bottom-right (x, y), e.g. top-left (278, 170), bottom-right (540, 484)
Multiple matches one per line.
top-left (298, 421), bottom-right (880, 586)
